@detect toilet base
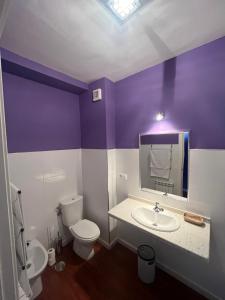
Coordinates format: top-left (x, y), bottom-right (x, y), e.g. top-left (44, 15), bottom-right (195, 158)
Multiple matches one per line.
top-left (73, 239), bottom-right (95, 260)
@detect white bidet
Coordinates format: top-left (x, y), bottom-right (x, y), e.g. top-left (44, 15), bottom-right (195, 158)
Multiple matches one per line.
top-left (26, 239), bottom-right (48, 299)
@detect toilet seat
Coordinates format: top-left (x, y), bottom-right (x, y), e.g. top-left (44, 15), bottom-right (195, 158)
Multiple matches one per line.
top-left (70, 219), bottom-right (100, 241)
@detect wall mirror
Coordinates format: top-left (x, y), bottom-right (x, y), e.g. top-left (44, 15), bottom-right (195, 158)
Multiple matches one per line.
top-left (139, 132), bottom-right (189, 198)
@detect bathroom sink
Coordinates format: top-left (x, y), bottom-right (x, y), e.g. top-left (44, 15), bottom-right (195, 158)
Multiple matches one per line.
top-left (131, 207), bottom-right (180, 232)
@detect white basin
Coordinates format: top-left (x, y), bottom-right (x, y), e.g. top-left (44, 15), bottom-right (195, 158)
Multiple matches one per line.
top-left (131, 207), bottom-right (180, 232)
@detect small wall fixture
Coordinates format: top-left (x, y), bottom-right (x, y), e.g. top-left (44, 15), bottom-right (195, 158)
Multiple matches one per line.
top-left (155, 112), bottom-right (165, 121)
top-left (92, 89), bottom-right (102, 102)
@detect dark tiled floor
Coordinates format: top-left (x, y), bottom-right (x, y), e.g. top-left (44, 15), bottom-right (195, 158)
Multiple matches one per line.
top-left (37, 242), bottom-right (206, 300)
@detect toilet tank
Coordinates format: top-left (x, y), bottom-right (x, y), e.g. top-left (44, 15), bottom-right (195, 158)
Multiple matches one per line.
top-left (60, 195), bottom-right (83, 227)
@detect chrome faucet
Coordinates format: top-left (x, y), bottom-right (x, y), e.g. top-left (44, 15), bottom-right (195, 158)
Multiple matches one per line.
top-left (153, 202), bottom-right (164, 213)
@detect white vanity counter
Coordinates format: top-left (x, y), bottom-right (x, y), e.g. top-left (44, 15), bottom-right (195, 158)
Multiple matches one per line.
top-left (108, 196), bottom-right (210, 259)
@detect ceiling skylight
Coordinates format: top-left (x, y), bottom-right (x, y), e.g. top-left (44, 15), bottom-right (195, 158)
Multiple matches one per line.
top-left (106, 0), bottom-right (141, 21)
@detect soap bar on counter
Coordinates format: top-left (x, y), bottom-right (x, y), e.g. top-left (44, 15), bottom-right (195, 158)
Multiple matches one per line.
top-left (184, 212), bottom-right (205, 226)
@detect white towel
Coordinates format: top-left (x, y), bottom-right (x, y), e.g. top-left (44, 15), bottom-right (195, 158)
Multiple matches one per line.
top-left (150, 148), bottom-right (171, 179)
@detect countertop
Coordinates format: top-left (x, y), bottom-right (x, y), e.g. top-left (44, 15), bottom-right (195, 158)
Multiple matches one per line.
top-left (108, 197), bottom-right (210, 259)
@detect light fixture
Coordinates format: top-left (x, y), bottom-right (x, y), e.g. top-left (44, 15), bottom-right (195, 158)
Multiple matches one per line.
top-left (155, 112), bottom-right (165, 121)
top-left (104, 0), bottom-right (141, 21)
top-left (108, 0), bottom-right (140, 20)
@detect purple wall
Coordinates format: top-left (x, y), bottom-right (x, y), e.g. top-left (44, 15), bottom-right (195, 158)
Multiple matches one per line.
top-left (115, 37), bottom-right (225, 149)
top-left (80, 78), bottom-right (107, 149)
top-left (3, 73), bottom-right (81, 153)
top-left (3, 36), bottom-right (225, 152)
top-left (80, 78), bottom-right (115, 149)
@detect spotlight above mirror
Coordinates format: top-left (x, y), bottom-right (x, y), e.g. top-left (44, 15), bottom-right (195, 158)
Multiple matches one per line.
top-left (155, 112), bottom-right (165, 121)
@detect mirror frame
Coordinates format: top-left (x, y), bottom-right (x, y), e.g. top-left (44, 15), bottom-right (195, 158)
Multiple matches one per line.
top-left (139, 131), bottom-right (190, 201)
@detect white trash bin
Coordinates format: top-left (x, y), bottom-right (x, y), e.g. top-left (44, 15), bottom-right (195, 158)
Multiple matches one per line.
top-left (137, 244), bottom-right (155, 284)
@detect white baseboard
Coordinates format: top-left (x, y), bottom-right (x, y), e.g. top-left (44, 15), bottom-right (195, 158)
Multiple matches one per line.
top-left (117, 238), bottom-right (221, 300)
top-left (62, 235), bottom-right (220, 300)
top-left (157, 261), bottom-right (221, 300)
top-left (98, 237), bottom-right (117, 250)
top-left (117, 238), bottom-right (136, 253)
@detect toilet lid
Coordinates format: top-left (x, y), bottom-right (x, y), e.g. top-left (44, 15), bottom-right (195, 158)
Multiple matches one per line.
top-left (70, 219), bottom-right (100, 240)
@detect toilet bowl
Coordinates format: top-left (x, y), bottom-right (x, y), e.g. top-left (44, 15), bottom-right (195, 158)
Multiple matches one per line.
top-left (70, 219), bottom-right (100, 260)
top-left (60, 195), bottom-right (100, 260)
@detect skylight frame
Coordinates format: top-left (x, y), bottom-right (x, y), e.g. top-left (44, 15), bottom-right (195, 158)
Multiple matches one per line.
top-left (99, 0), bottom-right (150, 23)
top-left (108, 0), bottom-right (141, 21)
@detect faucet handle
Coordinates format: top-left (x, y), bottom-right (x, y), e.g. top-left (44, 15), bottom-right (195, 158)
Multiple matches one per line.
top-left (153, 202), bottom-right (159, 211)
top-left (153, 202), bottom-right (164, 212)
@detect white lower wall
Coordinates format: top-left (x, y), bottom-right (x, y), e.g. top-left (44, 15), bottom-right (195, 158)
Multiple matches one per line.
top-left (81, 149), bottom-right (117, 246)
top-left (107, 149), bottom-right (117, 243)
top-left (81, 149), bottom-right (109, 243)
top-left (115, 149), bottom-right (225, 300)
top-left (8, 149), bottom-right (82, 249)
top-left (7, 147), bottom-right (225, 299)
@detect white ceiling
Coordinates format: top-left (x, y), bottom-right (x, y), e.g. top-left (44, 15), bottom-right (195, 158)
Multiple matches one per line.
top-left (1, 0), bottom-right (225, 83)
top-left (0, 0), bottom-right (12, 37)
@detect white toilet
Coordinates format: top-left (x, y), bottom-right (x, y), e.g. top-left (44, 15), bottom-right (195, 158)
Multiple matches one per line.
top-left (60, 195), bottom-right (100, 260)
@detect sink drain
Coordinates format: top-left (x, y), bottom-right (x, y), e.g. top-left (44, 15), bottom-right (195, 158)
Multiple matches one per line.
top-left (55, 261), bottom-right (66, 272)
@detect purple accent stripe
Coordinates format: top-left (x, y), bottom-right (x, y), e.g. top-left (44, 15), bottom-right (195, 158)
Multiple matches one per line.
top-left (141, 134), bottom-right (179, 145)
top-left (1, 48), bottom-right (88, 94)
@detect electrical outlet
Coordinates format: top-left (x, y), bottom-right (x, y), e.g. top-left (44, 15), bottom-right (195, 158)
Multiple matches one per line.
top-left (119, 173), bottom-right (128, 180)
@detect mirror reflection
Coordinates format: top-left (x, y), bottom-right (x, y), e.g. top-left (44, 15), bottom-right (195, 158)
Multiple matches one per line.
top-left (139, 132), bottom-right (189, 197)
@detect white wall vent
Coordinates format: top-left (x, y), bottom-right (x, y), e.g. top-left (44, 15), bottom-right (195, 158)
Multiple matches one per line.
top-left (92, 89), bottom-right (102, 102)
